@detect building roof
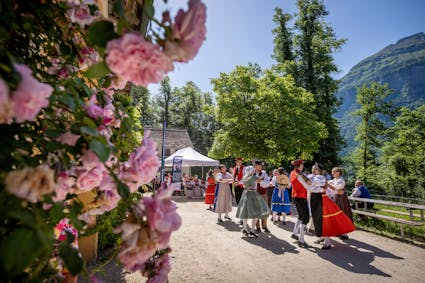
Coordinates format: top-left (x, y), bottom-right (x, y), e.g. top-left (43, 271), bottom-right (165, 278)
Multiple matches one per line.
top-left (145, 127), bottom-right (193, 157)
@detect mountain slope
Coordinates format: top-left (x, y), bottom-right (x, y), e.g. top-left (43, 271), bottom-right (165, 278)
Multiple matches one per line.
top-left (336, 32), bottom-right (425, 154)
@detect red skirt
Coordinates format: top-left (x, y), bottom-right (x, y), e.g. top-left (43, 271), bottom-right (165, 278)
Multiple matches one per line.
top-left (322, 195), bottom-right (356, 237)
top-left (204, 184), bottom-right (216, 205)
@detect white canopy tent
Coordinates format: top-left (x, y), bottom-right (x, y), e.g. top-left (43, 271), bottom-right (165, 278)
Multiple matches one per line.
top-left (164, 147), bottom-right (219, 177)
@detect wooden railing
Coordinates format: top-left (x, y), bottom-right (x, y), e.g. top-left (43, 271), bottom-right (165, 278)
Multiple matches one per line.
top-left (348, 196), bottom-right (425, 239)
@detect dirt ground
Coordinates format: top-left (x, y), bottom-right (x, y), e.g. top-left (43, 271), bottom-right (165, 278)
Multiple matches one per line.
top-left (87, 197), bottom-right (425, 283)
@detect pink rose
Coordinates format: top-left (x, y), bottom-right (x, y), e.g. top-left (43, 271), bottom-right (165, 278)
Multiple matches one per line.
top-left (0, 78), bottom-right (14, 124)
top-left (53, 171), bottom-right (76, 202)
top-left (106, 33), bottom-right (174, 87)
top-left (119, 131), bottom-right (160, 192)
top-left (67, 5), bottom-right (94, 27)
top-left (11, 64), bottom-right (53, 123)
top-left (79, 47), bottom-right (100, 69)
top-left (56, 131), bottom-right (80, 146)
top-left (75, 150), bottom-right (105, 191)
top-left (164, 0), bottom-right (206, 62)
top-left (86, 95), bottom-right (104, 119)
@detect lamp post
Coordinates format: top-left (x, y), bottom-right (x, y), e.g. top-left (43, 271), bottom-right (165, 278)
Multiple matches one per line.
top-left (160, 77), bottom-right (171, 184)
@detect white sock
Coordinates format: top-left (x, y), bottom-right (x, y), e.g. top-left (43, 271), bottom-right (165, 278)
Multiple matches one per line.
top-left (272, 212), bottom-right (277, 221)
top-left (299, 224), bottom-right (306, 243)
top-left (243, 219), bottom-right (248, 231)
top-left (225, 212), bottom-right (228, 218)
top-left (252, 219), bottom-right (258, 231)
top-left (282, 213), bottom-right (286, 222)
top-left (218, 213), bottom-right (222, 220)
top-left (324, 237), bottom-right (331, 246)
top-left (293, 220), bottom-right (301, 235)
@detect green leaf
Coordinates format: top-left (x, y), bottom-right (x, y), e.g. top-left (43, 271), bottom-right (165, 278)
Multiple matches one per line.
top-left (7, 211), bottom-right (36, 228)
top-left (117, 181), bottom-right (130, 199)
top-left (59, 94), bottom-right (76, 111)
top-left (87, 21), bottom-right (119, 48)
top-left (0, 228), bottom-right (44, 278)
top-left (83, 117), bottom-right (98, 129)
top-left (80, 126), bottom-right (99, 137)
top-left (84, 62), bottom-right (111, 79)
top-left (89, 138), bottom-right (110, 162)
top-left (113, 0), bottom-right (125, 17)
top-left (59, 235), bottom-right (84, 275)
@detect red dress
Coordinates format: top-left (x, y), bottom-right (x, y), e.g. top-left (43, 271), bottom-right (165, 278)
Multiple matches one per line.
top-left (204, 177), bottom-right (216, 205)
top-left (322, 194), bottom-right (356, 237)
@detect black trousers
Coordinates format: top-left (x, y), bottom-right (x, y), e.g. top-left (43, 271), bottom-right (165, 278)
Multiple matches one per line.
top-left (310, 193), bottom-right (323, 237)
top-left (294, 197), bottom-right (309, 225)
top-left (234, 186), bottom-right (244, 205)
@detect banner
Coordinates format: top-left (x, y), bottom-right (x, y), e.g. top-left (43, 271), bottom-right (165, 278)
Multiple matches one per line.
top-left (172, 156), bottom-right (183, 183)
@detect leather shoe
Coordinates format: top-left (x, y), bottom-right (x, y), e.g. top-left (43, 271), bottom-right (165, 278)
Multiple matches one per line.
top-left (225, 216), bottom-right (232, 221)
top-left (298, 241), bottom-right (310, 248)
top-left (217, 218), bottom-right (223, 223)
top-left (242, 229), bottom-right (249, 236)
top-left (321, 245), bottom-right (332, 250)
top-left (263, 227), bottom-right (271, 233)
top-left (255, 228), bottom-right (261, 234)
top-left (339, 235), bottom-right (349, 240)
top-left (249, 231), bottom-right (259, 238)
top-left (291, 234), bottom-right (299, 240)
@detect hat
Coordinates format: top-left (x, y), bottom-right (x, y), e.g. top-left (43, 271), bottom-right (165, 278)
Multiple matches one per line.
top-left (235, 157), bottom-right (243, 161)
top-left (254, 159), bottom-right (263, 165)
top-left (291, 159), bottom-right (304, 166)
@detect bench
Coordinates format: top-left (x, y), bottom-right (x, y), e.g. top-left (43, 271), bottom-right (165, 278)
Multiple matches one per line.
top-left (351, 209), bottom-right (423, 239)
top-left (349, 196), bottom-right (425, 221)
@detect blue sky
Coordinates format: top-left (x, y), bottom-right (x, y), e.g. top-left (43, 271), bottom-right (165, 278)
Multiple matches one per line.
top-left (150, 0), bottom-right (425, 95)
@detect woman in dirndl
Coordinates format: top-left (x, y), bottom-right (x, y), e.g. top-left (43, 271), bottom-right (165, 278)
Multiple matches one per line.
top-left (214, 164), bottom-right (233, 222)
top-left (326, 166), bottom-right (354, 240)
top-left (271, 167), bottom-right (291, 224)
top-left (236, 166), bottom-right (270, 237)
top-left (308, 163), bottom-right (355, 249)
top-left (204, 169), bottom-right (216, 210)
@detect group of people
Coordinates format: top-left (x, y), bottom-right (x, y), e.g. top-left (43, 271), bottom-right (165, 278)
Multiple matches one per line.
top-left (204, 157), bottom-right (357, 250)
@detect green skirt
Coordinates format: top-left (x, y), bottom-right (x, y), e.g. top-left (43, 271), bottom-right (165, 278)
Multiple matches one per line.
top-left (236, 190), bottom-right (270, 219)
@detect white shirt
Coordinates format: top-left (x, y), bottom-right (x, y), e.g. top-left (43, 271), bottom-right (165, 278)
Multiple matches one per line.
top-left (306, 174), bottom-right (326, 193)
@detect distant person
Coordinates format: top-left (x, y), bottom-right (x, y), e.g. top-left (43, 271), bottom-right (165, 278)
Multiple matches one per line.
top-left (351, 180), bottom-right (374, 210)
top-left (215, 164), bottom-right (233, 222)
top-left (204, 169), bottom-right (216, 210)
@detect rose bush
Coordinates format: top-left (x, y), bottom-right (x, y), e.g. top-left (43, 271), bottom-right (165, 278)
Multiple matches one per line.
top-left (0, 0), bottom-right (206, 282)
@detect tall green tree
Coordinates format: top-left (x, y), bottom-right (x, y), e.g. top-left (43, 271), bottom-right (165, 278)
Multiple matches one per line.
top-left (380, 105), bottom-right (425, 198)
top-left (272, 0), bottom-right (346, 168)
top-left (352, 82), bottom-right (396, 186)
top-left (210, 64), bottom-right (327, 165)
top-left (147, 79), bottom-right (217, 155)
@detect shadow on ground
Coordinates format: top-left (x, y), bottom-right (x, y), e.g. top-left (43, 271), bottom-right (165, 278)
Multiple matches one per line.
top-left (242, 232), bottom-right (300, 255)
top-left (315, 238), bottom-right (401, 277)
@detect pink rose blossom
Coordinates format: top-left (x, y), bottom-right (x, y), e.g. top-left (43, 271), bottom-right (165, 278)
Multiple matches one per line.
top-left (53, 171), bottom-right (76, 202)
top-left (56, 131), bottom-right (80, 146)
top-left (164, 0), bottom-right (207, 62)
top-left (119, 131), bottom-right (160, 192)
top-left (106, 33), bottom-right (173, 87)
top-left (0, 78), bottom-right (14, 124)
top-left (67, 5), bottom-right (94, 27)
top-left (11, 64), bottom-right (53, 123)
top-left (86, 95), bottom-right (104, 119)
top-left (75, 150), bottom-right (105, 191)
top-left (143, 185), bottom-right (181, 248)
top-left (79, 47), bottom-right (100, 69)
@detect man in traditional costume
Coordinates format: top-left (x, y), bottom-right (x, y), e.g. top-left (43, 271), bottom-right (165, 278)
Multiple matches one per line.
top-left (233, 157), bottom-right (245, 205)
top-left (290, 159), bottom-right (311, 247)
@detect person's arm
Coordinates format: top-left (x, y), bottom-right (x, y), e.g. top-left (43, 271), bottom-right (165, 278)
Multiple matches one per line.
top-left (327, 178), bottom-right (345, 191)
top-left (351, 187), bottom-right (361, 197)
top-left (297, 174), bottom-right (314, 191)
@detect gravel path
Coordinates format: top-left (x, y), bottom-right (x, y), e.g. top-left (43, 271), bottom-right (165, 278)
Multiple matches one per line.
top-left (83, 197), bottom-right (425, 283)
